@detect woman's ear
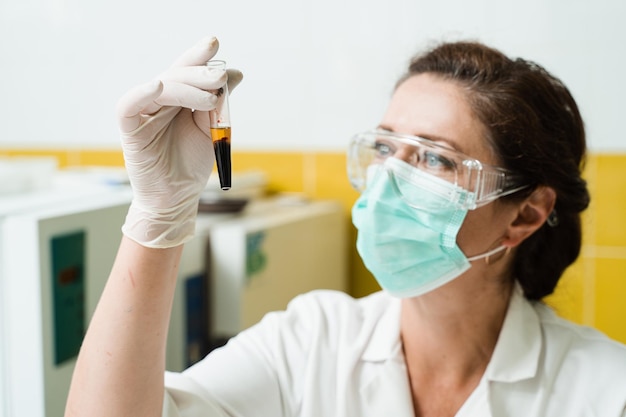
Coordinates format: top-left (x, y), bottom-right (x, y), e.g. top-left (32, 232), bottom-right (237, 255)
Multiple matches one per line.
top-left (502, 186), bottom-right (556, 248)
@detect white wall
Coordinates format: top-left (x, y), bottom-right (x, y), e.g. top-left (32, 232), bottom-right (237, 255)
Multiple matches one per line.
top-left (1, 0), bottom-right (624, 152)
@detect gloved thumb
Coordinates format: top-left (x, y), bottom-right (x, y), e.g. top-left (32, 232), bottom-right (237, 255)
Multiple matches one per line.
top-left (116, 80), bottom-right (164, 133)
top-left (226, 68), bottom-right (244, 93)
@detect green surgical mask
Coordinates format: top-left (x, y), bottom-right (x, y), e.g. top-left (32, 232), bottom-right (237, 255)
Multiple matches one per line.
top-left (352, 160), bottom-right (506, 298)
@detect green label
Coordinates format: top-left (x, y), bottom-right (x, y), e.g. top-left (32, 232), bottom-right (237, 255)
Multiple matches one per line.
top-left (50, 230), bottom-right (86, 366)
top-left (246, 231), bottom-right (267, 281)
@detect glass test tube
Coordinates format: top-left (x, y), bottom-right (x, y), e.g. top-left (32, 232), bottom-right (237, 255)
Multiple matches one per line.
top-left (207, 60), bottom-right (232, 191)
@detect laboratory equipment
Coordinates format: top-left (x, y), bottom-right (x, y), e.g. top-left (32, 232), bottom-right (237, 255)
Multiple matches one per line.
top-left (0, 184), bottom-right (133, 417)
top-left (205, 198), bottom-right (348, 345)
top-left (0, 182), bottom-right (347, 416)
top-left (207, 60), bottom-right (232, 191)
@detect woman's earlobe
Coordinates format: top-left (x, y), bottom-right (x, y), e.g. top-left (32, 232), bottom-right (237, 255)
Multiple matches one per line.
top-left (503, 186), bottom-right (557, 247)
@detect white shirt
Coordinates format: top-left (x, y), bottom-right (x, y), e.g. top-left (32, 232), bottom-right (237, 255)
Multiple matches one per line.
top-left (163, 286), bottom-right (626, 416)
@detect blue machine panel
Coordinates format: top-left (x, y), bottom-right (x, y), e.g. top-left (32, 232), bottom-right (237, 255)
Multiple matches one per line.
top-left (184, 273), bottom-right (208, 367)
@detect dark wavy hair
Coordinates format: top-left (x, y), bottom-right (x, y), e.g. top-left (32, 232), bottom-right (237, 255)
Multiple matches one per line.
top-left (399, 41), bottom-right (590, 301)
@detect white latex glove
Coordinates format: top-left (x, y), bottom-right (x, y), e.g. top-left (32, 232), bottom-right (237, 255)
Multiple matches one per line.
top-left (117, 36), bottom-right (243, 248)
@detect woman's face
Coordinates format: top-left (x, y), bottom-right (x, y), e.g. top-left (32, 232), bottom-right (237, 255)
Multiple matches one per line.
top-left (379, 73), bottom-right (515, 258)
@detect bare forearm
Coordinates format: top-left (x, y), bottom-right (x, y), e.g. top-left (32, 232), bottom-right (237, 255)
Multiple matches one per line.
top-left (65, 236), bottom-right (183, 417)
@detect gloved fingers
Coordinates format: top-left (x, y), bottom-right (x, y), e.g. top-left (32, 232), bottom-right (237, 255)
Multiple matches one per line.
top-left (159, 65), bottom-right (228, 91)
top-left (193, 110), bottom-right (213, 137)
top-left (160, 67), bottom-right (243, 94)
top-left (117, 80), bottom-right (164, 133)
top-left (154, 81), bottom-right (218, 111)
top-left (192, 70), bottom-right (243, 138)
top-left (164, 36), bottom-right (243, 93)
top-left (226, 69), bottom-right (244, 92)
top-left (171, 36), bottom-right (220, 68)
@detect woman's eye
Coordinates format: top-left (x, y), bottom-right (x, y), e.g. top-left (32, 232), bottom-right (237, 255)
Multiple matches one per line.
top-left (423, 151), bottom-right (456, 170)
top-left (373, 141), bottom-right (394, 157)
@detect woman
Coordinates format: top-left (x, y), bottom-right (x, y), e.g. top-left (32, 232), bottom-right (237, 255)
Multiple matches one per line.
top-left (65, 37), bottom-right (626, 417)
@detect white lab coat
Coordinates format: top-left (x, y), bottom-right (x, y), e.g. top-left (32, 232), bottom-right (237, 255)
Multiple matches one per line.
top-left (163, 285), bottom-right (626, 416)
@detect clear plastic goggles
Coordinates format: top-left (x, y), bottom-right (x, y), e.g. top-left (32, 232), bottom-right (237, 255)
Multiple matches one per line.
top-left (348, 130), bottom-right (527, 210)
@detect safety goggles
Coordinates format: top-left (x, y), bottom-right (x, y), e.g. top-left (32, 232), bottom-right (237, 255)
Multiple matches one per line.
top-left (348, 130), bottom-right (528, 210)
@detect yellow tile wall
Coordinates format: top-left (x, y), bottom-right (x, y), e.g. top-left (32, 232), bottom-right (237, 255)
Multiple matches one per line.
top-left (542, 154), bottom-right (626, 344)
top-left (2, 147), bottom-right (625, 343)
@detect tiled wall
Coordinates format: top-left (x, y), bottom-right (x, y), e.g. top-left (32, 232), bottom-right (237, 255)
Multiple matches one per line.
top-left (546, 155), bottom-right (626, 344)
top-left (2, 148), bottom-right (625, 344)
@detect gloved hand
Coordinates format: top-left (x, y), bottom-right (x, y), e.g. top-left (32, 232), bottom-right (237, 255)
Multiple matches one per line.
top-left (117, 36), bottom-right (243, 248)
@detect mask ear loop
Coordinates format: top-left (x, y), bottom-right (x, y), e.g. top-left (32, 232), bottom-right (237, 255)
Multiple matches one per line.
top-left (468, 245), bottom-right (511, 265)
top-left (486, 246), bottom-right (512, 265)
top-left (485, 246), bottom-right (512, 265)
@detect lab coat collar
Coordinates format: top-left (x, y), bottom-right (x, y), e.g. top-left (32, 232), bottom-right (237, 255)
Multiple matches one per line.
top-left (361, 283), bottom-right (542, 383)
top-left (360, 345), bottom-right (415, 416)
top-left (358, 285), bottom-right (542, 417)
top-left (361, 293), bottom-right (402, 362)
top-left (483, 283), bottom-right (542, 383)
top-left (359, 295), bottom-right (414, 416)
